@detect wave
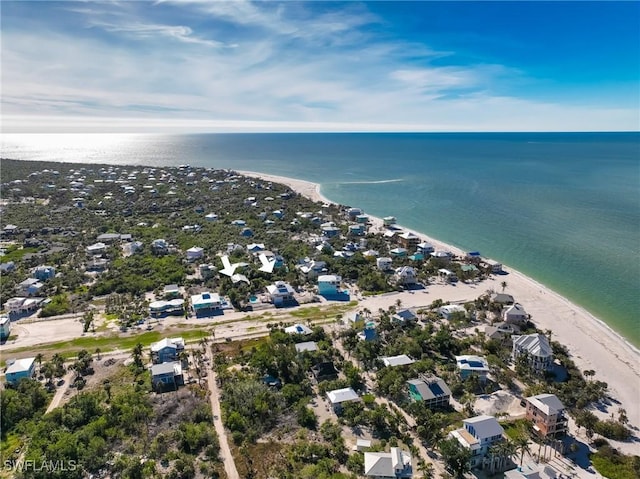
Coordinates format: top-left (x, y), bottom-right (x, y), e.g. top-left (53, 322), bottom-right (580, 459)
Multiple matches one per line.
top-left (336, 178), bottom-right (404, 185)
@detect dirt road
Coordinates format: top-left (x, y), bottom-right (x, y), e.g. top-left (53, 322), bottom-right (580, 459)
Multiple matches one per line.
top-left (206, 353), bottom-right (240, 479)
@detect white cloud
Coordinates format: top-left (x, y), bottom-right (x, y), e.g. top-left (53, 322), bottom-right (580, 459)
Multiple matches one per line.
top-left (90, 21), bottom-right (226, 47)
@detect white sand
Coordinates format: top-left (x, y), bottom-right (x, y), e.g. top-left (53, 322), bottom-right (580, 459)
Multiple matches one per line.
top-left (239, 170), bottom-right (640, 438)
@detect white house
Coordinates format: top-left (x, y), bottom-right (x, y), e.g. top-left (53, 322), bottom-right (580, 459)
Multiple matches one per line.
top-left (294, 341), bottom-right (318, 354)
top-left (502, 303), bottom-right (529, 325)
top-left (393, 266), bottom-right (417, 286)
top-left (513, 334), bottom-right (553, 372)
top-left (364, 447), bottom-right (413, 478)
top-left (5, 357), bottom-right (36, 385)
top-left (439, 304), bottom-right (466, 320)
top-left (326, 387), bottom-right (359, 414)
top-left (191, 292), bottom-right (221, 314)
top-left (376, 257), bottom-right (393, 271)
top-left (449, 415), bottom-right (504, 469)
top-left (381, 355), bottom-right (415, 367)
top-left (284, 323), bottom-right (313, 335)
top-left (456, 355), bottom-right (490, 382)
top-left (86, 242), bottom-right (107, 255)
top-left (266, 281), bottom-right (296, 306)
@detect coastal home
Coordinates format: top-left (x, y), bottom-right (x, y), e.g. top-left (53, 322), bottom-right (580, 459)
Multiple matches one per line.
top-left (484, 323), bottom-right (517, 340)
top-left (393, 266), bottom-right (417, 287)
top-left (321, 224), bottom-right (340, 238)
top-left (151, 238), bottom-right (169, 254)
top-left (297, 259), bottom-right (327, 280)
top-left (311, 361), bottom-right (339, 382)
top-left (5, 297), bottom-right (45, 315)
top-left (17, 278), bottom-right (44, 297)
top-left (191, 292), bottom-right (222, 315)
top-left (199, 263), bottom-right (217, 279)
top-left (417, 242), bottom-right (435, 255)
top-left (0, 261), bottom-right (16, 273)
top-left (485, 259), bottom-right (503, 274)
top-left (389, 247), bottom-right (407, 258)
top-left (512, 334), bottom-right (553, 373)
top-left (525, 394), bottom-right (568, 438)
top-left (356, 214), bottom-right (369, 224)
top-left (407, 376), bottom-right (451, 409)
top-left (490, 292), bottom-right (515, 305)
top-left (456, 355), bottom-right (490, 383)
top-left (397, 231), bottom-right (420, 250)
top-left (503, 303), bottom-right (529, 326)
top-left (438, 268), bottom-right (458, 283)
top-left (240, 227), bottom-right (254, 237)
top-left (285, 323), bottom-right (313, 336)
top-left (439, 304), bottom-right (466, 320)
top-left (381, 355), bottom-right (415, 367)
top-left (392, 309), bottom-right (418, 324)
top-left (33, 265), bottom-right (56, 281)
top-left (86, 242), bottom-right (107, 255)
top-left (317, 274), bottom-right (342, 296)
top-left (186, 246), bottom-right (204, 262)
top-left (205, 213), bottom-right (218, 222)
top-left (348, 224), bottom-right (365, 236)
top-left (0, 315), bottom-right (11, 340)
top-left (148, 299), bottom-right (184, 317)
top-left (151, 337), bottom-right (185, 364)
top-left (358, 322), bottom-right (378, 341)
top-left (346, 207), bottom-right (363, 220)
top-left (376, 257), bottom-right (393, 271)
top-left (266, 281), bottom-right (296, 306)
top-left (5, 357), bottom-right (36, 385)
top-left (246, 243), bottom-right (265, 253)
top-left (327, 387), bottom-right (360, 414)
top-left (383, 216), bottom-right (397, 227)
top-left (163, 284), bottom-right (181, 299)
top-left (449, 415), bottom-right (505, 470)
top-left (151, 362), bottom-right (184, 392)
top-left (364, 447), bottom-right (413, 478)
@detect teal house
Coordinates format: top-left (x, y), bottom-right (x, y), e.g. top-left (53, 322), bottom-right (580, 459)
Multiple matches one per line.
top-left (5, 357), bottom-right (36, 385)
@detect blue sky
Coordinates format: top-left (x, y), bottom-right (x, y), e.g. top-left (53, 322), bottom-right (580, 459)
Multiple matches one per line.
top-left (1, 1), bottom-right (638, 132)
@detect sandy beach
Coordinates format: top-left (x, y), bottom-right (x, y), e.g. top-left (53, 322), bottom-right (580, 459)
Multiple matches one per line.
top-left (239, 170), bottom-right (640, 442)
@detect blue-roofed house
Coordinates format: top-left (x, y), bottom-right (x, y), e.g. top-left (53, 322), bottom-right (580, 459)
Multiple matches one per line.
top-left (407, 376), bottom-right (451, 409)
top-left (240, 227), bottom-right (254, 237)
top-left (392, 309), bottom-right (418, 324)
top-left (33, 265), bottom-right (56, 281)
top-left (456, 355), bottom-right (490, 383)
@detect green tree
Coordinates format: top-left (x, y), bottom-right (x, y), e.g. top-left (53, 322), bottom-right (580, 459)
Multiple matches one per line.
top-left (439, 437), bottom-right (472, 478)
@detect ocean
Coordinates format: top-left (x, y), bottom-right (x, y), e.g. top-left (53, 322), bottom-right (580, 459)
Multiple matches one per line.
top-left (2, 132), bottom-right (639, 347)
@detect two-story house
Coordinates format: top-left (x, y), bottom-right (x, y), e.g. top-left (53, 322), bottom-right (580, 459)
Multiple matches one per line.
top-left (364, 447), bottom-right (413, 478)
top-left (512, 333), bottom-right (553, 373)
top-left (150, 337), bottom-right (185, 364)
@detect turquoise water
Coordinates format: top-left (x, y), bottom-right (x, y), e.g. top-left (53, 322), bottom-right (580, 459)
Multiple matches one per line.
top-left (2, 132), bottom-right (639, 346)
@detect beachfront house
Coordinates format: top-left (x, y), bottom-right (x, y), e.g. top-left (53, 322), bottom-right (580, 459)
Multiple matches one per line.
top-left (449, 415), bottom-right (505, 470)
top-left (407, 376), bottom-right (451, 409)
top-left (364, 447), bottom-right (413, 478)
top-left (456, 355), bottom-right (490, 383)
top-left (513, 333), bottom-right (553, 372)
top-left (327, 387), bottom-right (360, 414)
top-left (490, 292), bottom-right (515, 305)
top-left (285, 323), bottom-right (313, 336)
top-left (485, 259), bottom-right (503, 274)
top-left (525, 393), bottom-right (568, 438)
top-left (151, 362), bottom-right (184, 392)
top-left (383, 216), bottom-right (397, 227)
top-left (417, 242), bottom-right (435, 255)
top-left (163, 284), bottom-right (181, 299)
top-left (5, 357), bottom-right (36, 385)
top-left (150, 337), bottom-right (185, 364)
top-left (397, 231), bottom-right (420, 250)
top-left (502, 303), bottom-right (529, 326)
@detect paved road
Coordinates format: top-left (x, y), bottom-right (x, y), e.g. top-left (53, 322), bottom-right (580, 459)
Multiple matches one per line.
top-left (206, 352), bottom-right (240, 479)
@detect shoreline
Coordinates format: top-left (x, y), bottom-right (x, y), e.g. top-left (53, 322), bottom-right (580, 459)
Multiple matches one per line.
top-left (238, 169), bottom-right (640, 434)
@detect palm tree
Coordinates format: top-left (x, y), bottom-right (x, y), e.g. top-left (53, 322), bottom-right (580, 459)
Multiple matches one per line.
top-left (132, 342), bottom-right (144, 368)
top-left (103, 379), bottom-right (112, 402)
top-left (35, 353), bottom-right (44, 375)
top-left (513, 433), bottom-right (531, 466)
top-left (95, 347), bottom-right (102, 360)
top-left (583, 369), bottom-right (596, 382)
top-left (500, 281), bottom-right (508, 293)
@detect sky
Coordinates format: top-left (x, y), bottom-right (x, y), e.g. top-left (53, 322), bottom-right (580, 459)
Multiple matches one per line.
top-left (1, 1), bottom-right (639, 133)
